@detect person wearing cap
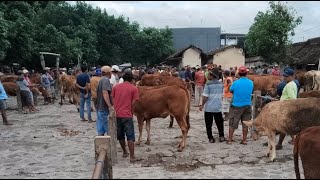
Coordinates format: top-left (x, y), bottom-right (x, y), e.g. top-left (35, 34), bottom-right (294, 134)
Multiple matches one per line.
top-left (76, 65), bottom-right (93, 122)
top-left (273, 68), bottom-right (298, 149)
top-left (94, 68), bottom-right (102, 77)
top-left (110, 65), bottom-right (121, 87)
top-left (112, 69), bottom-right (140, 162)
top-left (227, 66), bottom-right (254, 145)
top-left (272, 65), bottom-right (281, 76)
top-left (222, 70), bottom-right (233, 121)
top-left (199, 68), bottom-right (226, 143)
top-left (0, 78), bottom-right (12, 125)
top-left (16, 71), bottom-right (36, 113)
top-left (194, 66), bottom-right (206, 107)
top-left (96, 66), bottom-right (113, 135)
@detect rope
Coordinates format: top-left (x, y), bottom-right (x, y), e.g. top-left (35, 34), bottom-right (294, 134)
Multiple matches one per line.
top-left (95, 160), bottom-right (104, 165)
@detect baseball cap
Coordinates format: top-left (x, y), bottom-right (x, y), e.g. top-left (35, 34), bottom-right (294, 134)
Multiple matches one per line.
top-left (101, 66), bottom-right (112, 74)
top-left (238, 66), bottom-right (248, 73)
top-left (283, 68), bottom-right (294, 77)
top-left (111, 65), bottom-right (120, 72)
top-left (22, 69), bottom-right (29, 74)
top-left (95, 68), bottom-right (102, 75)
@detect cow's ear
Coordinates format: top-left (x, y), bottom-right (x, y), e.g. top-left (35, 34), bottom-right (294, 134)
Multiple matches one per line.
top-left (243, 120), bottom-right (253, 127)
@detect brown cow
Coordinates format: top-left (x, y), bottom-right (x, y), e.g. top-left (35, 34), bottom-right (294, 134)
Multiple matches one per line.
top-left (90, 76), bottom-right (101, 108)
top-left (2, 82), bottom-right (19, 96)
top-left (139, 74), bottom-right (190, 128)
top-left (133, 85), bottom-right (190, 152)
top-left (295, 70), bottom-right (307, 91)
top-left (299, 90), bottom-right (320, 98)
top-left (294, 126), bottom-right (320, 179)
top-left (0, 75), bottom-right (18, 83)
top-left (247, 75), bottom-right (281, 96)
top-left (243, 98), bottom-right (320, 162)
top-left (58, 74), bottom-right (80, 111)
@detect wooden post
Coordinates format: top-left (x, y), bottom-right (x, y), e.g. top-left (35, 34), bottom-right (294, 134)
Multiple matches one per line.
top-left (93, 136), bottom-right (112, 179)
top-left (16, 88), bottom-right (22, 113)
top-left (108, 109), bottom-right (117, 165)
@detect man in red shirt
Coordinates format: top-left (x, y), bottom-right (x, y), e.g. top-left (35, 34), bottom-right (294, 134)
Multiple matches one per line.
top-left (112, 69), bottom-right (140, 162)
top-left (194, 66), bottom-right (206, 106)
top-left (272, 65), bottom-right (281, 76)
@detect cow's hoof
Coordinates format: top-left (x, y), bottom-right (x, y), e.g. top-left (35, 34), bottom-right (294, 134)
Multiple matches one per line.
top-left (167, 126), bottom-right (173, 129)
top-left (265, 153), bottom-right (270, 157)
top-left (145, 141), bottom-right (150, 145)
top-left (177, 148), bottom-right (183, 152)
top-left (91, 108), bottom-right (94, 112)
top-left (135, 142), bottom-right (141, 146)
top-left (271, 158), bottom-right (277, 162)
top-left (77, 108), bottom-right (79, 112)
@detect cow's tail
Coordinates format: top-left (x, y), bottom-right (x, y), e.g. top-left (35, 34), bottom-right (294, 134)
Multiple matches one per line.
top-left (185, 87), bottom-right (191, 130)
top-left (294, 132), bottom-right (301, 179)
top-left (312, 74), bottom-right (316, 90)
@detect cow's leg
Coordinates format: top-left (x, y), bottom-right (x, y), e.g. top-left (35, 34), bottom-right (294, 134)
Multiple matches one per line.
top-left (168, 115), bottom-right (174, 128)
top-left (269, 132), bottom-right (277, 162)
top-left (135, 117), bottom-right (144, 145)
top-left (175, 116), bottom-right (188, 152)
top-left (145, 119), bottom-right (151, 145)
top-left (266, 138), bottom-right (271, 157)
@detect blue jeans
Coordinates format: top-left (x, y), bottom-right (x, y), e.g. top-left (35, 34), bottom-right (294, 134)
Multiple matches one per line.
top-left (97, 110), bottom-right (109, 135)
top-left (79, 92), bottom-right (92, 120)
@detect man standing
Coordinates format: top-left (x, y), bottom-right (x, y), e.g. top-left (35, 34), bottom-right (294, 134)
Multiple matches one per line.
top-left (110, 65), bottom-right (121, 87)
top-left (194, 66), bottom-right (206, 107)
top-left (199, 69), bottom-right (225, 143)
top-left (272, 65), bottom-right (281, 76)
top-left (275, 68), bottom-right (298, 150)
top-left (96, 66), bottom-right (113, 135)
top-left (227, 66), bottom-right (254, 145)
top-left (76, 65), bottom-right (93, 122)
top-left (222, 70), bottom-right (233, 121)
top-left (0, 80), bottom-right (12, 125)
top-left (112, 69), bottom-right (140, 162)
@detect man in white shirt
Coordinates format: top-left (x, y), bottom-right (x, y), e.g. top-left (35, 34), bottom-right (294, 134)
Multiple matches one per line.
top-left (110, 65), bottom-right (121, 87)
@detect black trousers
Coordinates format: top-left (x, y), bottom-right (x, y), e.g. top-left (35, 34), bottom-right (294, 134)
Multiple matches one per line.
top-left (204, 112), bottom-right (224, 139)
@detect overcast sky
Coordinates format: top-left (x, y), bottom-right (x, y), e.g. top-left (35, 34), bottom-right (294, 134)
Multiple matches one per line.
top-left (69, 1), bottom-right (320, 43)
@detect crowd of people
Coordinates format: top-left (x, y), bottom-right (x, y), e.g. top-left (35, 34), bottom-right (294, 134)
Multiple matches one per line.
top-left (0, 62), bottom-right (300, 163)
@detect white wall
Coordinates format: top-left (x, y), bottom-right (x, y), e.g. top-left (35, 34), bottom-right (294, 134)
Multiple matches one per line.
top-left (182, 48), bottom-right (201, 67)
top-left (213, 48), bottom-right (245, 70)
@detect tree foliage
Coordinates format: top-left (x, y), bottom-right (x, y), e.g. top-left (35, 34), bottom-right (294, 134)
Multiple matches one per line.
top-left (0, 1), bottom-right (175, 69)
top-left (245, 1), bottom-right (302, 63)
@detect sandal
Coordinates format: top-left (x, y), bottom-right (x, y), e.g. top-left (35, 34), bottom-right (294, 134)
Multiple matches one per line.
top-left (130, 157), bottom-right (143, 163)
top-left (240, 140), bottom-right (247, 145)
top-left (219, 137), bottom-right (226, 142)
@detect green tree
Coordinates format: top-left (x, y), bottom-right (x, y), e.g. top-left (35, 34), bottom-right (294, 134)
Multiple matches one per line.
top-left (245, 1), bottom-right (302, 63)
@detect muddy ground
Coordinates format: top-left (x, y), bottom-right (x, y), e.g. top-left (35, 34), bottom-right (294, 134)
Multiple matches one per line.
top-left (0, 96), bottom-right (301, 179)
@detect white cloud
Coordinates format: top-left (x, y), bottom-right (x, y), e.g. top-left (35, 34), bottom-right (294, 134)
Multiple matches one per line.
top-left (76, 1), bottom-right (320, 43)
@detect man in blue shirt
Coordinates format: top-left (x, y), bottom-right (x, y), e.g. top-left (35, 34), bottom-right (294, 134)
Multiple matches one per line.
top-left (76, 65), bottom-right (93, 122)
top-left (227, 66), bottom-right (254, 145)
top-left (0, 80), bottom-right (12, 125)
top-left (199, 68), bottom-right (225, 143)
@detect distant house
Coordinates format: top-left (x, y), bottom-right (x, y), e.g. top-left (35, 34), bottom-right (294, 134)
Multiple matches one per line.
top-left (245, 56), bottom-right (269, 67)
top-left (207, 45), bottom-right (245, 70)
top-left (284, 37), bottom-right (320, 70)
top-left (163, 45), bottom-right (207, 68)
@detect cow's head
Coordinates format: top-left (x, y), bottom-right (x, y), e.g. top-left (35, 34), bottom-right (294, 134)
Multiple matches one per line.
top-left (243, 120), bottom-right (267, 140)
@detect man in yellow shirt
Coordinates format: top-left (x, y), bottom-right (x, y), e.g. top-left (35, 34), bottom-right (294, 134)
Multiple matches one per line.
top-left (276, 68), bottom-right (297, 150)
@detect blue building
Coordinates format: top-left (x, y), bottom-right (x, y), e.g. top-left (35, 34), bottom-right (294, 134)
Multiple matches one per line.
top-left (171, 27), bottom-right (221, 53)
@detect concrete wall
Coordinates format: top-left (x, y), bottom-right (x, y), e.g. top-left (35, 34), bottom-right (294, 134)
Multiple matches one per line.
top-left (213, 47), bottom-right (245, 70)
top-left (182, 48), bottom-right (201, 68)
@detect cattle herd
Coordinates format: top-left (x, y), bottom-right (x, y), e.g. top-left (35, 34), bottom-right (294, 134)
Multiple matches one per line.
top-left (1, 66), bottom-right (320, 179)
